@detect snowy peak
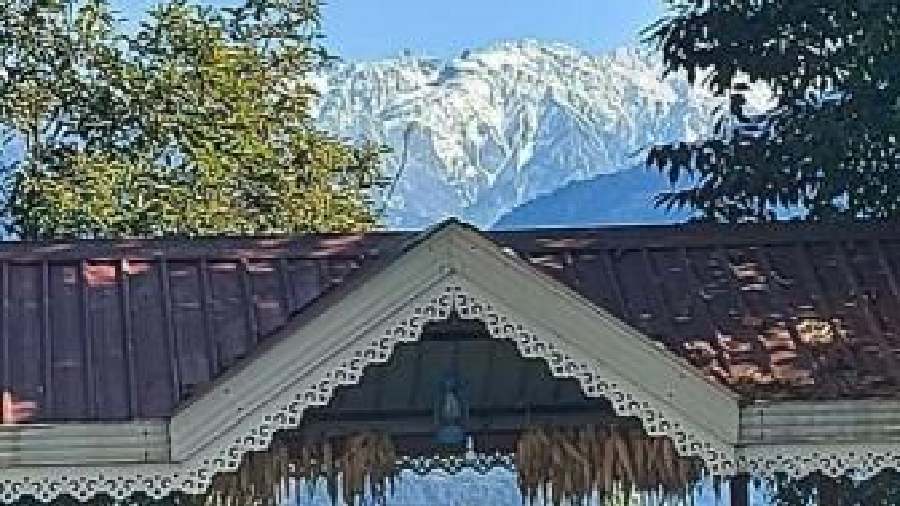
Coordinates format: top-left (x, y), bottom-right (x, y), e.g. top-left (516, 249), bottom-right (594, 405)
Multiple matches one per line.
top-left (313, 40), bottom-right (726, 228)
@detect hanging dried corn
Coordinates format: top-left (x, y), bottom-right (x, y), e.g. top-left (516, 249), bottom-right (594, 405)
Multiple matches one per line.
top-left (204, 431), bottom-right (399, 506)
top-left (515, 425), bottom-right (701, 506)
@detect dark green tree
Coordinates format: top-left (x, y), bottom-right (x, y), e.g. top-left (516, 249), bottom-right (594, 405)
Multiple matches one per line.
top-left (643, 0), bottom-right (900, 222)
top-left (0, 0), bottom-right (385, 239)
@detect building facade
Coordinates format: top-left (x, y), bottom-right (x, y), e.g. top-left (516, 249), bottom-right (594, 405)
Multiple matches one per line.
top-left (1, 220), bottom-right (900, 505)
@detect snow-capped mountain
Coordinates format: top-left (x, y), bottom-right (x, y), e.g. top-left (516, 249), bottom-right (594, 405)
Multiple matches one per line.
top-left (312, 40), bottom-right (728, 229)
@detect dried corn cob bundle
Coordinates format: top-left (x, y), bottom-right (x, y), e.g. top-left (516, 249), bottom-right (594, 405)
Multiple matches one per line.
top-left (515, 425), bottom-right (701, 506)
top-left (204, 431), bottom-right (398, 506)
top-left (202, 424), bottom-right (699, 506)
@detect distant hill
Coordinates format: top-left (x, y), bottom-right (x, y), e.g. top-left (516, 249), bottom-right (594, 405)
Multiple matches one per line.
top-left (493, 166), bottom-right (691, 229)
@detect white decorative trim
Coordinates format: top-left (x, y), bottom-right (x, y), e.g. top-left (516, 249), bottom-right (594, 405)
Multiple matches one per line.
top-left (398, 452), bottom-right (516, 475)
top-left (739, 445), bottom-right (900, 481)
top-left (0, 463), bottom-right (176, 503)
top-left (444, 223), bottom-right (742, 443)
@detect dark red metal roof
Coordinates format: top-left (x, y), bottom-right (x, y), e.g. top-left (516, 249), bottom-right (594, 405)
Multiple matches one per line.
top-left (1, 220), bottom-right (899, 422)
top-left (492, 221), bottom-right (900, 402)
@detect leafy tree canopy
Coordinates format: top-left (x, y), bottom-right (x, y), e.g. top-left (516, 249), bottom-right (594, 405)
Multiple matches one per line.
top-left (644, 0), bottom-right (900, 222)
top-left (0, 0), bottom-right (386, 239)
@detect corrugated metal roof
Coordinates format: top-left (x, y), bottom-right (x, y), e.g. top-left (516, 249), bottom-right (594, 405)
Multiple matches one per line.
top-left (1, 220), bottom-right (899, 421)
top-left (492, 220), bottom-right (900, 401)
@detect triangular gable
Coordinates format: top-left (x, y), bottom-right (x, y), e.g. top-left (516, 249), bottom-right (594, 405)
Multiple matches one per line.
top-left (166, 221), bottom-right (740, 491)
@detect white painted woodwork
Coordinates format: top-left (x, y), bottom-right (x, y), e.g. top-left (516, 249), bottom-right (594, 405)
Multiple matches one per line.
top-left (740, 399), bottom-right (900, 445)
top-left (0, 421), bottom-right (167, 467)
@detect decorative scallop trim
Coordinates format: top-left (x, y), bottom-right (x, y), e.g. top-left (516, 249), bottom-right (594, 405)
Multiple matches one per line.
top-left (0, 282), bottom-right (736, 503)
top-left (398, 453), bottom-right (516, 475)
top-left (739, 445), bottom-right (900, 481)
top-left (0, 465), bottom-right (176, 504)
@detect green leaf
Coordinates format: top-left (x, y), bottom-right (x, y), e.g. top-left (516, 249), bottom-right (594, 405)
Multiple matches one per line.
top-left (0, 0), bottom-right (387, 239)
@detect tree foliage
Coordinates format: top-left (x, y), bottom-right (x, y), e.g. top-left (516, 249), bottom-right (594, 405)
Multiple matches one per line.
top-left (0, 0), bottom-right (385, 239)
top-left (644, 0), bottom-right (900, 222)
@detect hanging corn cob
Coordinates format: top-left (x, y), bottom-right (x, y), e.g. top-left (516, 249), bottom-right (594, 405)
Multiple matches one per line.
top-left (203, 423), bottom-right (698, 506)
top-left (204, 431), bottom-right (399, 506)
top-left (515, 425), bottom-right (701, 506)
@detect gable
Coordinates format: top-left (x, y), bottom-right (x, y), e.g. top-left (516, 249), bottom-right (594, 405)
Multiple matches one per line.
top-left (166, 222), bottom-right (740, 493)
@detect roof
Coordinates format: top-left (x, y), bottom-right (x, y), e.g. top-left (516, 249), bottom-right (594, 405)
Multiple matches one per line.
top-left (1, 219), bottom-right (899, 422)
top-left (493, 220), bottom-right (900, 402)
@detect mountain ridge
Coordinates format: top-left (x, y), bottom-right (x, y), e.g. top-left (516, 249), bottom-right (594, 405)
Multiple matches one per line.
top-left (312, 40), bottom-right (728, 228)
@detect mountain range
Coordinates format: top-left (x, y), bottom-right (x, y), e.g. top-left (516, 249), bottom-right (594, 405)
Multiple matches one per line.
top-left (312, 40), bottom-right (739, 229)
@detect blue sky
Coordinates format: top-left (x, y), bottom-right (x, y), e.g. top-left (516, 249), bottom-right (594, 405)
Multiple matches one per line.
top-left (321, 0), bottom-right (664, 60)
top-left (111, 0), bottom-right (665, 61)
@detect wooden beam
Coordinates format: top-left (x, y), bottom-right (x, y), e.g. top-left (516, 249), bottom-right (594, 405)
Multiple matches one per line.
top-left (0, 421), bottom-right (168, 468)
top-left (1, 262), bottom-right (9, 401)
top-left (295, 405), bottom-right (639, 441)
top-left (740, 399), bottom-right (900, 445)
